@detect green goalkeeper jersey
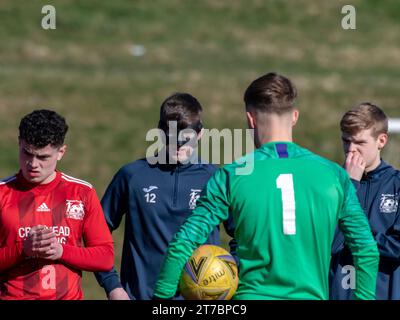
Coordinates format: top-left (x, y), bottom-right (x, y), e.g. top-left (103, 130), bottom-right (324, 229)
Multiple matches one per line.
top-left (154, 142), bottom-right (379, 300)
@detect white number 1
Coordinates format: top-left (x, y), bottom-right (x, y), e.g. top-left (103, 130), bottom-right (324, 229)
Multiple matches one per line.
top-left (276, 174), bottom-right (296, 235)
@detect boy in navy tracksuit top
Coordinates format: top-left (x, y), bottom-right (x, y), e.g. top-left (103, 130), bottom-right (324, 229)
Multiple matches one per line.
top-left (95, 93), bottom-right (234, 300)
top-left (330, 103), bottom-right (400, 300)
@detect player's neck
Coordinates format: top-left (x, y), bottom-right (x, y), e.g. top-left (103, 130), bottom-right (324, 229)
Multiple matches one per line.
top-left (365, 157), bottom-right (381, 173)
top-left (40, 171), bottom-right (57, 184)
top-left (255, 127), bottom-right (293, 148)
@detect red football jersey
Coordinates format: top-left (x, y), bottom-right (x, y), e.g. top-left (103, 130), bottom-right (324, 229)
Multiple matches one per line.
top-left (0, 171), bottom-right (114, 300)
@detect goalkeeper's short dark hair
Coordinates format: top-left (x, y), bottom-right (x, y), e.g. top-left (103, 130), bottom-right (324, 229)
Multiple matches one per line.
top-left (244, 72), bottom-right (297, 115)
top-left (19, 109), bottom-right (69, 148)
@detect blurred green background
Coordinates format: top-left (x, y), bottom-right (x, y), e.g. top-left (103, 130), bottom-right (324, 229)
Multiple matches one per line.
top-left (0, 0), bottom-right (399, 299)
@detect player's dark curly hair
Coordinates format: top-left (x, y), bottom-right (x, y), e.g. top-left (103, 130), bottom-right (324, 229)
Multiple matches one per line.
top-left (19, 109), bottom-right (69, 148)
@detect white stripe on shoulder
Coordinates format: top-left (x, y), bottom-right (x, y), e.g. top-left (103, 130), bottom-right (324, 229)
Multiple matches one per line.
top-left (61, 173), bottom-right (93, 189)
top-left (0, 175), bottom-right (17, 185)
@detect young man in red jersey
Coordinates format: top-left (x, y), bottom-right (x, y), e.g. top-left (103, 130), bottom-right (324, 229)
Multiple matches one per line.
top-left (0, 109), bottom-right (114, 300)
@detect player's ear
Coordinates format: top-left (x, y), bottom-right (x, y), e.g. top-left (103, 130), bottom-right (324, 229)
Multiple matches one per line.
top-left (292, 109), bottom-right (299, 127)
top-left (377, 133), bottom-right (388, 150)
top-left (246, 111), bottom-right (256, 129)
top-left (57, 144), bottom-right (67, 161)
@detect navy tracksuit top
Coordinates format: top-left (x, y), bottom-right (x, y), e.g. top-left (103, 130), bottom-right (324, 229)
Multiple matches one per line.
top-left (95, 157), bottom-right (234, 300)
top-left (330, 160), bottom-right (400, 299)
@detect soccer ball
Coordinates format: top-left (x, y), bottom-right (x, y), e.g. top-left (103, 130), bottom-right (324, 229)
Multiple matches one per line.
top-left (179, 244), bottom-right (238, 300)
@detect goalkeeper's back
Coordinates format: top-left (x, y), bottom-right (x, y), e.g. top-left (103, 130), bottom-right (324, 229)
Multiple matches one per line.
top-left (226, 141), bottom-right (378, 299)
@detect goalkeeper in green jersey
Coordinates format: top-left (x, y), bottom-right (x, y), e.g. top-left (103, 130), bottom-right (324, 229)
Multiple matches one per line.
top-left (153, 72), bottom-right (379, 300)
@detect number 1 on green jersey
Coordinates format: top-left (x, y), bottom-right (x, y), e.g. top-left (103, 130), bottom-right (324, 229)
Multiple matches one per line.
top-left (276, 174), bottom-right (296, 235)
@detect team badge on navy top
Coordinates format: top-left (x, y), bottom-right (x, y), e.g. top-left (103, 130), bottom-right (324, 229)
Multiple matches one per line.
top-left (189, 189), bottom-right (201, 210)
top-left (379, 194), bottom-right (399, 213)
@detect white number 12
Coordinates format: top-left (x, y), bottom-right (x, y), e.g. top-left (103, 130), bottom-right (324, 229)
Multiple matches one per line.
top-left (276, 174), bottom-right (296, 235)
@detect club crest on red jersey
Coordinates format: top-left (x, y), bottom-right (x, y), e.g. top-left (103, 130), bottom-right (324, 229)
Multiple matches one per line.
top-left (65, 200), bottom-right (85, 220)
